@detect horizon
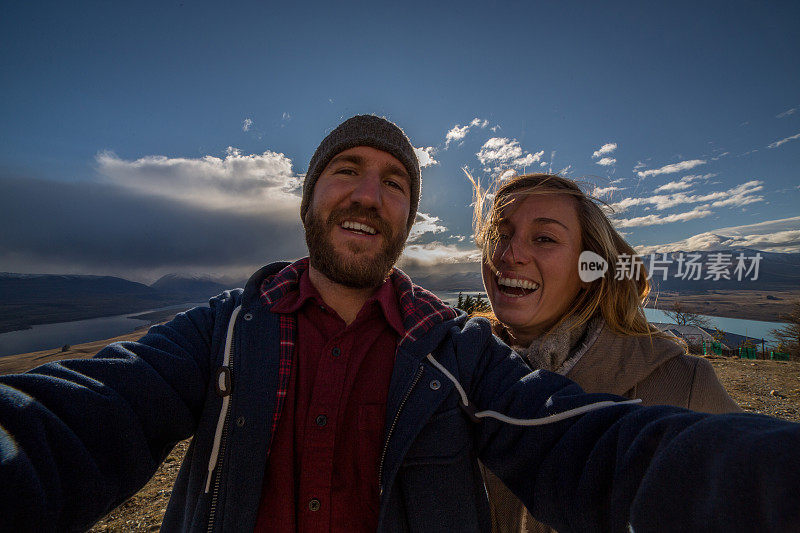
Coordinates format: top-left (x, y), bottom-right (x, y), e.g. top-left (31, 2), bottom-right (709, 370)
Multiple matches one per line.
top-left (1, 1), bottom-right (798, 283)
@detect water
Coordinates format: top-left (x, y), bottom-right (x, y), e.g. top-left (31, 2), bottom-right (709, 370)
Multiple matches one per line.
top-left (0, 303), bottom-right (202, 358)
top-left (434, 291), bottom-right (789, 344)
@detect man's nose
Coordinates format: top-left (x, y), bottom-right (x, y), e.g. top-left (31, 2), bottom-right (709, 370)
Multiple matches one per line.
top-left (349, 172), bottom-right (382, 208)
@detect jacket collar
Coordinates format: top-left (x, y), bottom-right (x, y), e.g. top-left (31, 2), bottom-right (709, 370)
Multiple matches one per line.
top-left (243, 258), bottom-right (459, 349)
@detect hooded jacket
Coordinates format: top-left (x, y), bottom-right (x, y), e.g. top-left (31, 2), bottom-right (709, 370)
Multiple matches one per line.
top-left (483, 319), bottom-right (742, 532)
top-left (1, 261), bottom-right (798, 532)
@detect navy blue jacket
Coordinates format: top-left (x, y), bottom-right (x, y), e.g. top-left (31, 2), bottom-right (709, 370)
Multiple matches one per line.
top-left (1, 261), bottom-right (799, 532)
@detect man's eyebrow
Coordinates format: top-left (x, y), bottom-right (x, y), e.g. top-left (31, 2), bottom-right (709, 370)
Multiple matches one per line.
top-left (327, 154), bottom-right (364, 167)
top-left (383, 162), bottom-right (410, 180)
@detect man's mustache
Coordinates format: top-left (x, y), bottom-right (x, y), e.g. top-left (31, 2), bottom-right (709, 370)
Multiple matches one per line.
top-left (327, 206), bottom-right (394, 238)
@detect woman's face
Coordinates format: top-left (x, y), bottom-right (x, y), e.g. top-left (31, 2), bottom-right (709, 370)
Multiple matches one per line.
top-left (482, 192), bottom-right (584, 345)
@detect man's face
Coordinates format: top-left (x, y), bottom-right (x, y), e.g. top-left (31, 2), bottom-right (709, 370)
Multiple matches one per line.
top-left (304, 146), bottom-right (412, 289)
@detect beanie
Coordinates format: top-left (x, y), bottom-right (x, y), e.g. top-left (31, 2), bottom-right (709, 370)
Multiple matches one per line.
top-left (301, 115), bottom-right (420, 231)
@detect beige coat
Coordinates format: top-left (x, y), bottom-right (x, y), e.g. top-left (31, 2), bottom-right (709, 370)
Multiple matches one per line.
top-left (481, 321), bottom-right (741, 533)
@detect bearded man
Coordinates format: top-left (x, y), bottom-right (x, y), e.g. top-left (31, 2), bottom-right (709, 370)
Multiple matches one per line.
top-left (1, 116), bottom-right (799, 533)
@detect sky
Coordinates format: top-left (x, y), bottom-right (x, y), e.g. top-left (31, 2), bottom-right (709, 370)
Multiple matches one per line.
top-left (1, 0), bottom-right (799, 283)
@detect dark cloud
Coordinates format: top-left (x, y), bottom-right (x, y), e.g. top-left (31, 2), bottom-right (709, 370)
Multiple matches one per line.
top-left (0, 175), bottom-right (307, 281)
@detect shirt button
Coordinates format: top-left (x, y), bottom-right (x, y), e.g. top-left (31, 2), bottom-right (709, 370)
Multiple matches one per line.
top-left (309, 498), bottom-right (321, 511)
top-left (331, 347), bottom-right (341, 357)
top-left (315, 414), bottom-right (328, 427)
top-left (429, 379), bottom-right (441, 390)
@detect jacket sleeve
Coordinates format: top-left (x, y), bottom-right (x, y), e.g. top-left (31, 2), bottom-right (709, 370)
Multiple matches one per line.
top-left (455, 318), bottom-right (800, 533)
top-left (0, 300), bottom-right (222, 532)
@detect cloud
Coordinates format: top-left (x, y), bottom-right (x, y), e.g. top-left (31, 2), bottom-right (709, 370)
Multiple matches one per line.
top-left (636, 159), bottom-right (706, 178)
top-left (612, 205), bottom-right (714, 228)
top-left (767, 132), bottom-right (800, 149)
top-left (242, 118), bottom-right (253, 132)
top-left (95, 148), bottom-right (301, 213)
top-left (444, 118), bottom-right (489, 147)
top-left (414, 146), bottom-right (439, 168)
top-left (282, 112), bottom-right (291, 121)
top-left (653, 173), bottom-right (715, 193)
top-left (776, 107), bottom-right (797, 119)
top-left (609, 180), bottom-right (763, 213)
top-left (636, 216), bottom-right (800, 254)
top-left (400, 242), bottom-right (482, 265)
top-left (408, 212), bottom-right (447, 243)
top-left (476, 137), bottom-right (543, 172)
top-left (592, 143), bottom-right (617, 158)
top-left (595, 157), bottom-right (616, 166)
top-left (591, 185), bottom-right (622, 198)
top-left (633, 161), bottom-right (647, 171)
top-left (0, 174), bottom-right (306, 282)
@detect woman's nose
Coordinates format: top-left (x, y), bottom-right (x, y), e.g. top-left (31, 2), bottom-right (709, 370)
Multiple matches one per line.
top-left (500, 237), bottom-right (531, 265)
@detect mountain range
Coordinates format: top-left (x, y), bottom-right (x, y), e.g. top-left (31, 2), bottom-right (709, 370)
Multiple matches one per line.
top-left (1, 248), bottom-right (798, 334)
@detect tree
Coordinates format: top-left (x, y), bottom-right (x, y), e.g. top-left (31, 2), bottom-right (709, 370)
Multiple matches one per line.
top-left (455, 293), bottom-right (491, 315)
top-left (770, 301), bottom-right (800, 360)
top-left (662, 299), bottom-right (711, 328)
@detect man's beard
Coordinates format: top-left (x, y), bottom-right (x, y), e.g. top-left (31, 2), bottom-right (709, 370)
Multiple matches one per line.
top-left (304, 205), bottom-right (407, 289)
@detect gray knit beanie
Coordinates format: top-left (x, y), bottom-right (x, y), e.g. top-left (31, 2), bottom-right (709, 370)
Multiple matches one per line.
top-left (301, 115), bottom-right (420, 231)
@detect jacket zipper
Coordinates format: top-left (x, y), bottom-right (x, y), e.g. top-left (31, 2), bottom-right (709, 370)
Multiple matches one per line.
top-left (207, 352), bottom-right (235, 532)
top-left (378, 363), bottom-right (424, 497)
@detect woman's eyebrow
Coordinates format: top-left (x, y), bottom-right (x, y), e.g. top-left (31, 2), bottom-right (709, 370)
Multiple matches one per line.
top-left (531, 217), bottom-right (569, 230)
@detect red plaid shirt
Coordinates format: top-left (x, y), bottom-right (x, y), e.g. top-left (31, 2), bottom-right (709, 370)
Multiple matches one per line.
top-left (254, 258), bottom-right (458, 531)
top-left (257, 258), bottom-right (458, 442)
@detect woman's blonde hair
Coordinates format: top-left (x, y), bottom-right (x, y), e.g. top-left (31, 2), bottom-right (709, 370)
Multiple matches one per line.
top-left (471, 172), bottom-right (672, 342)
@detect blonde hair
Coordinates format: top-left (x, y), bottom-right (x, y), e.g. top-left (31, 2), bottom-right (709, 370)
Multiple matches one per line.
top-left (470, 172), bottom-right (674, 343)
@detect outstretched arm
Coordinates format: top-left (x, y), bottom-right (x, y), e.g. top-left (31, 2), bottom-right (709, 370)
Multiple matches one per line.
top-left (0, 301), bottom-right (221, 531)
top-left (450, 318), bottom-right (799, 532)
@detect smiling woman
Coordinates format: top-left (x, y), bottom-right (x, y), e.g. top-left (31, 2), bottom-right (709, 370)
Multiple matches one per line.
top-left (469, 173), bottom-right (741, 533)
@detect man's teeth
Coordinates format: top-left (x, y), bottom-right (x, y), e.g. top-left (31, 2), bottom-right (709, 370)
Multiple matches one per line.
top-left (341, 221), bottom-right (377, 235)
top-left (497, 277), bottom-right (540, 290)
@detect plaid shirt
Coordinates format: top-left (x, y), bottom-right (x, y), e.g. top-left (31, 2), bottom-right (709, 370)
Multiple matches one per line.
top-left (258, 257), bottom-right (458, 440)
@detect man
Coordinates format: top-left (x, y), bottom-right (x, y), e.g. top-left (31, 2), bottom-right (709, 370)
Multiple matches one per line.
top-left (1, 115), bottom-right (799, 532)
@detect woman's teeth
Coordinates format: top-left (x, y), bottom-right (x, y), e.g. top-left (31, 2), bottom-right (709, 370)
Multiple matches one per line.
top-left (341, 220), bottom-right (377, 235)
top-left (496, 276), bottom-right (540, 297)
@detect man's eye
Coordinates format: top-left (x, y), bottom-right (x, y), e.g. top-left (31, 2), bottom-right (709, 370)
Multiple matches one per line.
top-left (384, 179), bottom-right (404, 191)
top-left (337, 168), bottom-right (357, 175)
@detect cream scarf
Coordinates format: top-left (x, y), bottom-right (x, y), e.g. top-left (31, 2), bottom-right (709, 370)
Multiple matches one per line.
top-left (511, 315), bottom-right (604, 376)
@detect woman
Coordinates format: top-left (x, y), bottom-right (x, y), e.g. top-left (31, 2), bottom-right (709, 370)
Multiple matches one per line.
top-left (470, 173), bottom-right (740, 533)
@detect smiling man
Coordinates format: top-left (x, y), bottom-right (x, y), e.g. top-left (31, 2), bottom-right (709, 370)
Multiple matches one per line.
top-left (1, 115), bottom-right (799, 533)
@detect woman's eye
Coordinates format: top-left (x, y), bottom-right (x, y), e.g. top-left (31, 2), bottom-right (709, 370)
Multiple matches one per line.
top-left (535, 236), bottom-right (555, 243)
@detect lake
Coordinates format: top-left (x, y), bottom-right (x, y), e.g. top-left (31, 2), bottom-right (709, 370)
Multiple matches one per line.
top-left (0, 303), bottom-right (202, 358)
top-left (0, 294), bottom-right (791, 358)
top-left (434, 291), bottom-right (789, 344)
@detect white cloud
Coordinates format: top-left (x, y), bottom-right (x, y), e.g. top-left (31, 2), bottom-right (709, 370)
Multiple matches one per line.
top-left (476, 137), bottom-right (543, 172)
top-left (636, 159), bottom-right (706, 178)
top-left (767, 132), bottom-right (800, 149)
top-left (96, 148), bottom-right (301, 213)
top-left (653, 173), bottom-right (715, 193)
top-left (609, 180), bottom-right (763, 214)
top-left (414, 146), bottom-right (439, 168)
top-left (633, 161), bottom-right (647, 171)
top-left (591, 185), bottom-right (622, 198)
top-left (408, 212), bottom-right (447, 243)
top-left (401, 242), bottom-right (482, 265)
top-left (281, 112), bottom-right (291, 121)
top-left (636, 216), bottom-right (800, 254)
top-left (242, 118), bottom-right (253, 132)
top-left (592, 142), bottom-right (617, 158)
top-left (595, 157), bottom-right (616, 166)
top-left (612, 205), bottom-right (713, 228)
top-left (776, 107), bottom-right (797, 119)
top-left (444, 117), bottom-right (490, 148)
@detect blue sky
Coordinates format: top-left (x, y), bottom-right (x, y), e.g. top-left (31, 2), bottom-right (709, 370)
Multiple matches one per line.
top-left (1, 1), bottom-right (798, 282)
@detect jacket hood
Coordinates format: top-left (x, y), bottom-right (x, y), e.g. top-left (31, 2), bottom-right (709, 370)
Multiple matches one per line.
top-left (567, 320), bottom-right (687, 396)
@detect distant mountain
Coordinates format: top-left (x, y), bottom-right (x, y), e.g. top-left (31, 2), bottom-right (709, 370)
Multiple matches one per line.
top-left (150, 274), bottom-right (229, 301)
top-left (643, 249), bottom-right (800, 293)
top-left (0, 273), bottom-right (178, 334)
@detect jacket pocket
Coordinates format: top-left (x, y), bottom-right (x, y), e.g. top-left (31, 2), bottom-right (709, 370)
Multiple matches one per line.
top-left (403, 407), bottom-right (469, 465)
